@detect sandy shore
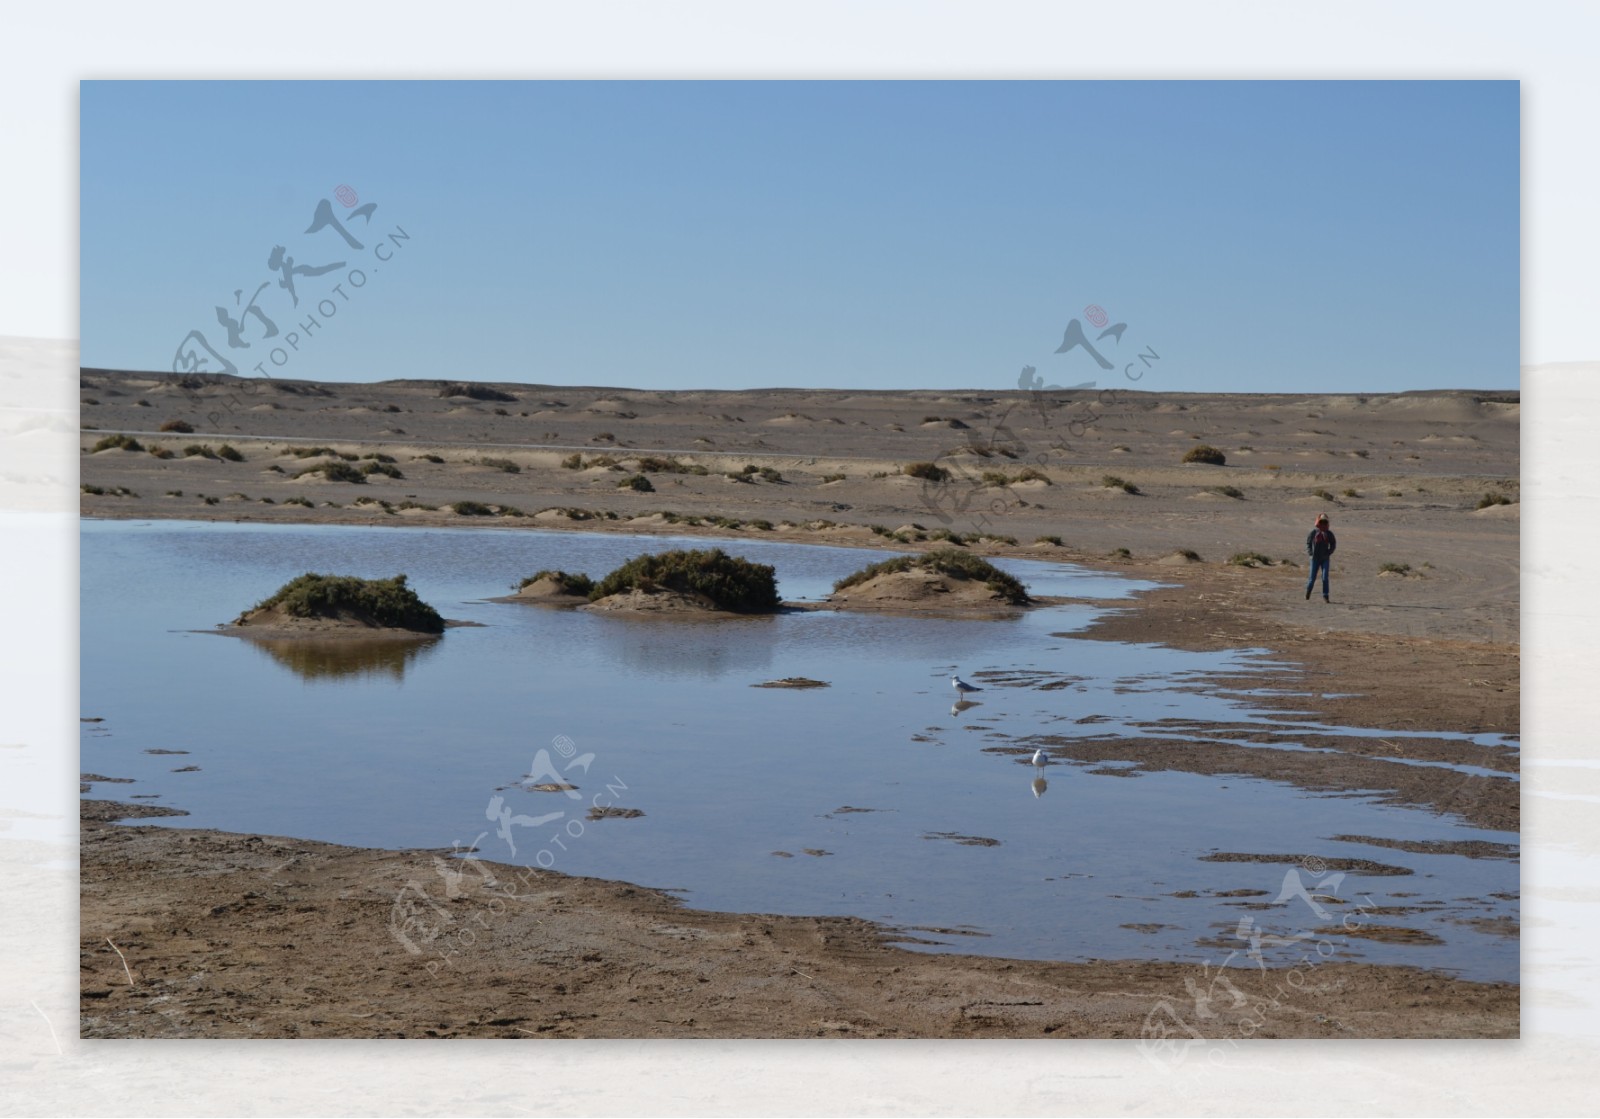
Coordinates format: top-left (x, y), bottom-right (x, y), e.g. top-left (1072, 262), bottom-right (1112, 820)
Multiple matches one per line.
top-left (79, 372), bottom-right (1519, 1038)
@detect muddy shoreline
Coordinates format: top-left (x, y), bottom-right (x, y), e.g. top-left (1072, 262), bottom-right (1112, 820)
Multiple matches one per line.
top-left (79, 800), bottom-right (1516, 1040)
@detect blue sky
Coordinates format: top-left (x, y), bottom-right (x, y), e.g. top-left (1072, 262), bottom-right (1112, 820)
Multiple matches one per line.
top-left (80, 80), bottom-right (1518, 392)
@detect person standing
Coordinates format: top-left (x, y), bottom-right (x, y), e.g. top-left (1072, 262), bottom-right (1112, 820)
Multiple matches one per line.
top-left (1306, 513), bottom-right (1336, 602)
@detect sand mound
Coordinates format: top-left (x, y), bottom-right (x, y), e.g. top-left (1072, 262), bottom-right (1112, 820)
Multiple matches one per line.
top-left (580, 588), bottom-right (735, 615)
top-left (515, 577), bottom-right (590, 603)
top-left (225, 604), bottom-right (440, 638)
top-left (1156, 551), bottom-right (1203, 566)
top-left (828, 570), bottom-right (1021, 613)
top-left (1473, 502), bottom-right (1519, 518)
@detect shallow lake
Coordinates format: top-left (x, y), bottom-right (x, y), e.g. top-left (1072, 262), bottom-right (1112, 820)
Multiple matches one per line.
top-left (80, 519), bottom-right (1519, 982)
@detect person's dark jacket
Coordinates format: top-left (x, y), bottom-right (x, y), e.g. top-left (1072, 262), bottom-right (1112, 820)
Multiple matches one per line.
top-left (1306, 526), bottom-right (1337, 560)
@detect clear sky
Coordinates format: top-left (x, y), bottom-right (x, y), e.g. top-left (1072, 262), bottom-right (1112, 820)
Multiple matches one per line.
top-left (80, 80), bottom-right (1518, 393)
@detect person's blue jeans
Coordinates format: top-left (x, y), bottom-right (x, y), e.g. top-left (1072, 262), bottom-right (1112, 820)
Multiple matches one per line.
top-left (1307, 555), bottom-right (1330, 599)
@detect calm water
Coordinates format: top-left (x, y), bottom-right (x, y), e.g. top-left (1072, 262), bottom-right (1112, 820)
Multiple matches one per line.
top-left (80, 519), bottom-right (1519, 982)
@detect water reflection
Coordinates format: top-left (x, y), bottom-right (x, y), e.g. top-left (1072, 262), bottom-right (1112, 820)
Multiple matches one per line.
top-left (951, 699), bottom-right (980, 717)
top-left (1031, 775), bottom-right (1049, 799)
top-left (240, 635), bottom-right (443, 682)
top-left (581, 612), bottom-right (778, 680)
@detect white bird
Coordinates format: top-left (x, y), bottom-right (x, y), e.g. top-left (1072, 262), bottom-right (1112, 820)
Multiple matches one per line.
top-left (951, 675), bottom-right (982, 697)
top-left (1031, 748), bottom-right (1048, 767)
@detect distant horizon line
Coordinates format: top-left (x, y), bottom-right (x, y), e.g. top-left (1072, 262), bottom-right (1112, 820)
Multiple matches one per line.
top-left (79, 367), bottom-right (1520, 399)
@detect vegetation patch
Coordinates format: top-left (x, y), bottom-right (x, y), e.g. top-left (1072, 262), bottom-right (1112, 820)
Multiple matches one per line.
top-left (619, 473), bottom-right (654, 492)
top-left (296, 460), bottom-right (367, 483)
top-left (1228, 552), bottom-right (1274, 567)
top-left (238, 573), bottom-right (444, 633)
top-left (589, 548), bottom-right (780, 614)
top-left (832, 548), bottom-right (1029, 605)
top-left (1207, 485), bottom-right (1244, 499)
top-left (90, 434), bottom-right (143, 453)
top-left (1101, 475), bottom-right (1141, 495)
top-left (518, 569), bottom-right (595, 597)
top-left (1182, 445), bottom-right (1227, 465)
top-left (438, 382), bottom-right (517, 402)
top-left (158, 419), bottom-right (194, 433)
top-left (1476, 491), bottom-right (1513, 509)
top-left (903, 461), bottom-right (949, 482)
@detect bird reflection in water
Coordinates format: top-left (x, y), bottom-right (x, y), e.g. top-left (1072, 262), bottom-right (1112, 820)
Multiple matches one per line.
top-left (244, 636), bottom-right (442, 682)
top-left (1031, 775), bottom-right (1049, 799)
top-left (950, 699), bottom-right (980, 718)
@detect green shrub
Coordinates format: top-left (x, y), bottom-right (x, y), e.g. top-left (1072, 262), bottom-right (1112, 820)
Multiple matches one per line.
top-left (518, 570), bottom-right (595, 596)
top-left (869, 524), bottom-right (892, 537)
top-left (360, 452), bottom-right (397, 463)
top-left (361, 461), bottom-right (404, 479)
top-left (832, 548), bottom-right (1029, 605)
top-left (159, 419), bottom-right (194, 433)
top-left (1176, 548), bottom-right (1202, 561)
top-left (1111, 547), bottom-right (1131, 559)
top-left (149, 447), bottom-right (175, 460)
top-left (590, 548), bottom-right (780, 613)
top-left (904, 461), bottom-right (949, 482)
top-left (1342, 488), bottom-right (1360, 498)
top-left (1182, 445), bottom-right (1227, 466)
top-left (1101, 475), bottom-right (1141, 495)
top-left (217, 444), bottom-right (245, 462)
top-left (438, 382), bottom-right (517, 402)
top-left (297, 460), bottom-right (366, 483)
top-left (451, 500), bottom-right (495, 516)
top-left (747, 519), bottom-right (774, 531)
top-left (1476, 492), bottom-right (1512, 509)
top-left (418, 453), bottom-right (445, 464)
top-left (80, 483), bottom-right (104, 495)
top-left (1228, 552), bottom-right (1273, 567)
top-left (283, 496), bottom-right (313, 508)
top-left (1387, 490), bottom-right (1403, 497)
top-left (90, 434), bottom-right (143, 453)
top-left (561, 453), bottom-right (585, 469)
top-left (183, 444), bottom-right (218, 459)
top-left (619, 473), bottom-right (654, 492)
top-left (757, 466), bottom-right (784, 483)
top-left (592, 432), bottom-right (615, 443)
top-left (243, 572), bottom-right (444, 632)
top-left (1379, 561), bottom-right (1412, 575)
top-left (397, 500), bottom-right (437, 511)
top-left (1035, 535), bottom-right (1063, 546)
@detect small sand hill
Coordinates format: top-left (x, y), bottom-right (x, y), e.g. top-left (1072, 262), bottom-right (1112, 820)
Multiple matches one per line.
top-left (828, 551), bottom-right (1031, 615)
top-left (580, 588), bottom-right (732, 615)
top-left (829, 569), bottom-right (1012, 610)
top-left (227, 603), bottom-right (439, 637)
top-left (515, 576), bottom-right (590, 602)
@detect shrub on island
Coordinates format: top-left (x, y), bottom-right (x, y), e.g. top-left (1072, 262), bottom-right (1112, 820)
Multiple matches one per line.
top-left (832, 548), bottom-right (1029, 606)
top-left (237, 573), bottom-right (444, 633)
top-left (588, 548), bottom-right (779, 614)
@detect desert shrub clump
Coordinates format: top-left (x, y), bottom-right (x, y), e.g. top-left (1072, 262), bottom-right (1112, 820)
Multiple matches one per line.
top-left (243, 573), bottom-right (444, 633)
top-left (831, 548), bottom-right (1029, 605)
top-left (1476, 492), bottom-right (1512, 509)
top-left (297, 460), bottom-right (366, 483)
top-left (903, 461), bottom-right (949, 482)
top-left (589, 549), bottom-right (780, 614)
top-left (1182, 445), bottom-right (1227, 466)
top-left (159, 419), bottom-right (195, 433)
top-left (90, 434), bottom-right (143, 453)
top-left (518, 570), bottom-right (595, 596)
top-left (438, 382), bottom-right (517, 402)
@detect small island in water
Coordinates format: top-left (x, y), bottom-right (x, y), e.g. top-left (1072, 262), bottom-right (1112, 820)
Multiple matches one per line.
top-left (224, 573), bottom-right (447, 638)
